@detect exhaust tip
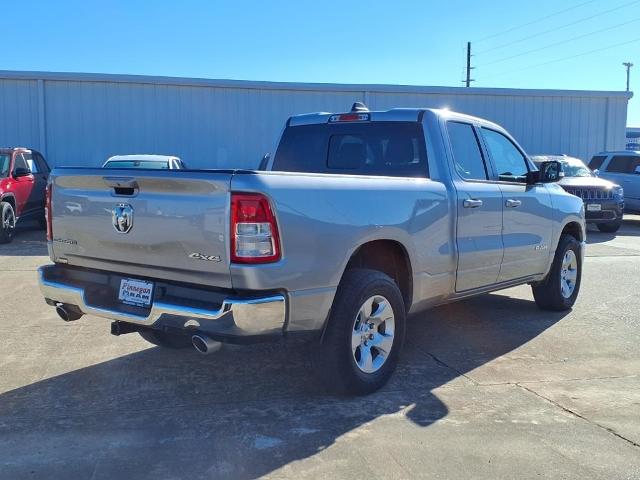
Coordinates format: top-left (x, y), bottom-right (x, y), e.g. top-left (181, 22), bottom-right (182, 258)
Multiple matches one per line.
top-left (191, 334), bottom-right (222, 355)
top-left (55, 303), bottom-right (82, 322)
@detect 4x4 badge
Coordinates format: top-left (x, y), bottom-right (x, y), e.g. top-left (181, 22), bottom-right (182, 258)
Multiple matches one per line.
top-left (112, 204), bottom-right (133, 234)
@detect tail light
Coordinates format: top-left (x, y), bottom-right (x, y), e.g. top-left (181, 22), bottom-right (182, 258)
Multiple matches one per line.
top-left (45, 182), bottom-right (53, 241)
top-left (230, 193), bottom-right (281, 264)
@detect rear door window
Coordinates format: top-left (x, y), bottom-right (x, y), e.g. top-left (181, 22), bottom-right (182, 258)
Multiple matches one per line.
top-left (589, 155), bottom-right (606, 170)
top-left (447, 122), bottom-right (488, 180)
top-left (273, 122), bottom-right (428, 178)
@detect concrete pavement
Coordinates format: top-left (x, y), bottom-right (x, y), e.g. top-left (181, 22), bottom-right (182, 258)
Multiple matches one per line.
top-left (1, 218), bottom-right (639, 479)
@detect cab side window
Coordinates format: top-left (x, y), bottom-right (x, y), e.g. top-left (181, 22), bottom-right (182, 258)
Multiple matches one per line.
top-left (447, 122), bottom-right (488, 180)
top-left (481, 128), bottom-right (529, 181)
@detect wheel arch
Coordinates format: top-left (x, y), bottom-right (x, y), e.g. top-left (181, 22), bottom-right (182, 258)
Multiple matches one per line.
top-left (1, 193), bottom-right (16, 212)
top-left (560, 220), bottom-right (585, 242)
top-left (341, 239), bottom-right (414, 310)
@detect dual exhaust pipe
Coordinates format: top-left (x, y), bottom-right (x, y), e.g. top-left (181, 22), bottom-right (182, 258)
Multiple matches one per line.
top-left (55, 304), bottom-right (221, 354)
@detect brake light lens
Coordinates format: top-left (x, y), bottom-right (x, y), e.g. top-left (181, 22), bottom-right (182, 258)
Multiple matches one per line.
top-left (230, 193), bottom-right (281, 263)
top-left (328, 113), bottom-right (370, 123)
top-left (45, 182), bottom-right (53, 241)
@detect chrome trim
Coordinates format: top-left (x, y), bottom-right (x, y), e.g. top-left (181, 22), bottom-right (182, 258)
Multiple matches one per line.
top-left (37, 265), bottom-right (286, 335)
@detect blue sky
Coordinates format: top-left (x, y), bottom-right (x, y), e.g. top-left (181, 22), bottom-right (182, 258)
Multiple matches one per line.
top-left (3, 0), bottom-right (640, 123)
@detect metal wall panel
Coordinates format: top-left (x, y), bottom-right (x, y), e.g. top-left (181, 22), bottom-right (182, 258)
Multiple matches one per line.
top-left (368, 91), bottom-right (617, 160)
top-left (0, 79), bottom-right (41, 150)
top-left (43, 80), bottom-right (361, 168)
top-left (0, 71), bottom-right (630, 168)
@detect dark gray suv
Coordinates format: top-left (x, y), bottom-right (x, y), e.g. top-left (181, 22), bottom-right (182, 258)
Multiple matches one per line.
top-left (532, 155), bottom-right (624, 233)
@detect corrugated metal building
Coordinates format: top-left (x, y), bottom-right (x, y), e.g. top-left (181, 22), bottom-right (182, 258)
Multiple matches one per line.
top-left (0, 70), bottom-right (632, 169)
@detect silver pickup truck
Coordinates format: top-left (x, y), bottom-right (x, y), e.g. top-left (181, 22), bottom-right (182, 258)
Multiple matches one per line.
top-left (38, 104), bottom-right (585, 395)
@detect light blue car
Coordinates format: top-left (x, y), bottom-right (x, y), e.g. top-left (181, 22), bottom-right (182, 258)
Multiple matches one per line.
top-left (589, 151), bottom-right (640, 213)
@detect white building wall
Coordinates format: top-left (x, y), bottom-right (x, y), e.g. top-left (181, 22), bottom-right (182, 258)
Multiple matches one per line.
top-left (0, 71), bottom-right (631, 169)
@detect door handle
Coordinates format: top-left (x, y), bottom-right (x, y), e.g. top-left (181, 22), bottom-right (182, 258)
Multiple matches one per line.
top-left (463, 199), bottom-right (483, 208)
top-left (505, 199), bottom-right (522, 208)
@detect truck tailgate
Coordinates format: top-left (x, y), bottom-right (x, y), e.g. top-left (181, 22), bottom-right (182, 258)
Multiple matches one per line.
top-left (50, 168), bottom-right (233, 288)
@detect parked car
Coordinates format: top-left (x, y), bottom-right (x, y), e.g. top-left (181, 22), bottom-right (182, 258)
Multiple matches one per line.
top-left (0, 147), bottom-right (50, 243)
top-left (103, 154), bottom-right (186, 170)
top-left (531, 154), bottom-right (624, 233)
top-left (38, 105), bottom-right (585, 395)
top-left (589, 151), bottom-right (640, 213)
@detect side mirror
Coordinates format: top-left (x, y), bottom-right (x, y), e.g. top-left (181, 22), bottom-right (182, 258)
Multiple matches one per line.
top-left (532, 160), bottom-right (562, 183)
top-left (13, 167), bottom-right (31, 178)
top-left (593, 169), bottom-right (600, 177)
top-left (634, 165), bottom-right (640, 175)
top-left (258, 153), bottom-right (271, 171)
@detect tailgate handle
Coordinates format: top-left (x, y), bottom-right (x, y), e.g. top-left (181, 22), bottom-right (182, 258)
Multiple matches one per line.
top-left (103, 177), bottom-right (139, 196)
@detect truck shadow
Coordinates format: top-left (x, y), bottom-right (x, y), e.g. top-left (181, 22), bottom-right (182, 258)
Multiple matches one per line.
top-left (0, 293), bottom-right (567, 479)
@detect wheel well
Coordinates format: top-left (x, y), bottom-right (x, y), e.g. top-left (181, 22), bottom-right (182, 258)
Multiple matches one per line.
top-left (345, 240), bottom-right (413, 309)
top-left (1, 195), bottom-right (15, 211)
top-left (561, 222), bottom-right (584, 242)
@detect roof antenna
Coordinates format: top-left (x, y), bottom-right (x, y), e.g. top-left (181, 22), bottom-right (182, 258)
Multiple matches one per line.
top-left (351, 102), bottom-right (369, 113)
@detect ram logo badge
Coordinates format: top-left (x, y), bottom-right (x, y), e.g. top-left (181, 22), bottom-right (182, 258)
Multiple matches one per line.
top-left (189, 252), bottom-right (222, 262)
top-left (112, 204), bottom-right (134, 234)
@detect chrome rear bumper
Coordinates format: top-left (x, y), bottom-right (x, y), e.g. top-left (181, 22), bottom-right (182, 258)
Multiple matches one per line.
top-left (38, 265), bottom-right (286, 338)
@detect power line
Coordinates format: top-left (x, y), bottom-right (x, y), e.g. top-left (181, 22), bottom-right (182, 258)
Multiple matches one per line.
top-left (476, 0), bottom-right (640, 55)
top-left (474, 0), bottom-right (599, 44)
top-left (480, 36), bottom-right (640, 81)
top-left (477, 16), bottom-right (640, 68)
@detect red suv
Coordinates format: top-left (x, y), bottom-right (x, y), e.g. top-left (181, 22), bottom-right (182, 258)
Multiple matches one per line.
top-left (0, 148), bottom-right (50, 243)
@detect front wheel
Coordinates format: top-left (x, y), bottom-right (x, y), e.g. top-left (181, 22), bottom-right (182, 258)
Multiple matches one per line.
top-left (313, 268), bottom-right (406, 395)
top-left (532, 234), bottom-right (582, 311)
top-left (0, 201), bottom-right (16, 244)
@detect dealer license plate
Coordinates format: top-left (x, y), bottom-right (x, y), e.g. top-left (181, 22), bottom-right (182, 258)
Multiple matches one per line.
top-left (118, 278), bottom-right (154, 307)
top-left (586, 203), bottom-right (602, 212)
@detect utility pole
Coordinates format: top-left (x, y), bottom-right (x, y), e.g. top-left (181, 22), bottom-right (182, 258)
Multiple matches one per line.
top-left (623, 62), bottom-right (633, 92)
top-left (464, 42), bottom-right (475, 87)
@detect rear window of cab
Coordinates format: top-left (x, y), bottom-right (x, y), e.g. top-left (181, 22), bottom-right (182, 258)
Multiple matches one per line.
top-left (272, 122), bottom-right (429, 178)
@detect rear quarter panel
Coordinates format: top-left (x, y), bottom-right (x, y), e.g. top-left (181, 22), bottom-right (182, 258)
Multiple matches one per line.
top-left (230, 171), bottom-right (455, 329)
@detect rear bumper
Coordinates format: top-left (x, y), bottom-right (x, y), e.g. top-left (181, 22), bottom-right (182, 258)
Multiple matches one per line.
top-left (38, 264), bottom-right (287, 342)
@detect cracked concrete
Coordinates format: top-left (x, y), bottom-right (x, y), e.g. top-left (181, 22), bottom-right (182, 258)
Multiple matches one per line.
top-left (1, 218), bottom-right (639, 479)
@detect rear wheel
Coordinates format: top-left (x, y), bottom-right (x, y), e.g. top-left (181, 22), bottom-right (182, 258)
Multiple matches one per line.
top-left (596, 218), bottom-right (622, 233)
top-left (313, 268), bottom-right (406, 395)
top-left (138, 330), bottom-right (193, 349)
top-left (532, 234), bottom-right (582, 311)
top-left (0, 201), bottom-right (16, 244)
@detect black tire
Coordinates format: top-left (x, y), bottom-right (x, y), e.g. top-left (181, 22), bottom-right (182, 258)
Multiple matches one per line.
top-left (532, 234), bottom-right (582, 311)
top-left (596, 218), bottom-right (622, 233)
top-left (138, 330), bottom-right (193, 349)
top-left (0, 201), bottom-right (16, 244)
top-left (313, 268), bottom-right (406, 396)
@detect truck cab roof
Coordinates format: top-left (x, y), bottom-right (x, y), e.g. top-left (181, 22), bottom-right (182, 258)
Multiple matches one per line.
top-left (288, 105), bottom-right (505, 132)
